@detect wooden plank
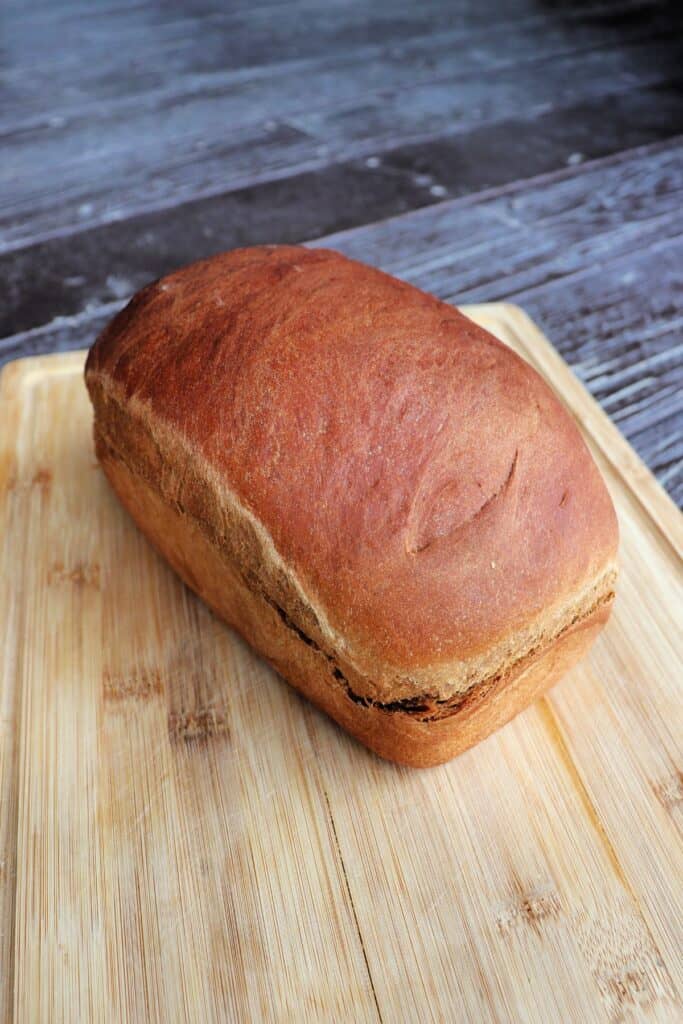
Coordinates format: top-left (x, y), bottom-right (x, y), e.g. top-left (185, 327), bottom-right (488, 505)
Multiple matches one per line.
top-left (5, 141), bottom-right (683, 338)
top-left (3, 85), bottom-right (681, 338)
top-left (3, 4), bottom-right (674, 131)
top-left (2, 35), bottom-right (681, 249)
top-left (1, 0), bottom-right (290, 19)
top-left (2, 83), bottom-right (682, 335)
top-left (0, 305), bottom-right (119, 368)
top-left (315, 143), bottom-right (683, 277)
top-left (0, 3), bottom-right (564, 133)
top-left (8, 356), bottom-right (377, 1021)
top-left (3, 0), bottom-right (656, 100)
top-left (375, 80), bottom-right (683, 201)
top-left (289, 39), bottom-right (683, 146)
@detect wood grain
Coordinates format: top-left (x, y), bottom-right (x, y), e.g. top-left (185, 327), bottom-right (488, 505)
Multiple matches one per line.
top-left (0, 362), bottom-right (26, 1024)
top-left (2, 90), bottom-right (681, 339)
top-left (3, 2), bottom-right (669, 127)
top-left (2, 24), bottom-right (681, 249)
top-left (1, 305), bottom-right (680, 1022)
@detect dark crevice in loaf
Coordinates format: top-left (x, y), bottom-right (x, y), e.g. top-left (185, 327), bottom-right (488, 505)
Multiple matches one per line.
top-left (239, 572), bottom-right (436, 713)
top-left (277, 584), bottom-right (613, 723)
top-left (258, 584), bottom-right (321, 652)
top-left (257, 580), bottom-right (615, 724)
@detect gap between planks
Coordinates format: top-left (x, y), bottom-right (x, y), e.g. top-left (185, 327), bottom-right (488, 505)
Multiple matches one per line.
top-left (320, 786), bottom-right (384, 1024)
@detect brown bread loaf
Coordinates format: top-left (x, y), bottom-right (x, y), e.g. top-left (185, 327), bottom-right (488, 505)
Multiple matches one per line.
top-left (85, 246), bottom-right (618, 766)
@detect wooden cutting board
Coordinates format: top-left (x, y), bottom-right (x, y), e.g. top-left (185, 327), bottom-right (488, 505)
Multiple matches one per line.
top-left (1, 304), bottom-right (681, 1023)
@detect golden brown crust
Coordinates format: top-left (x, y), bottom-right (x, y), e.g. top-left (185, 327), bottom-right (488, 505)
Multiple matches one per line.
top-left (85, 245), bottom-right (619, 763)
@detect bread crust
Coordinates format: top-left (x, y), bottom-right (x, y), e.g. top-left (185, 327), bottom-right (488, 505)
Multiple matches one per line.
top-left (85, 245), bottom-right (618, 765)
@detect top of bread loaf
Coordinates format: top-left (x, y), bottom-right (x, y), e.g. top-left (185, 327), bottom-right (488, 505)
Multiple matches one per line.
top-left (86, 245), bottom-right (618, 694)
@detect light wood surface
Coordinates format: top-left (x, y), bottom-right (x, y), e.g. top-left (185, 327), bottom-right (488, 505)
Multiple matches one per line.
top-left (0, 305), bottom-right (681, 1023)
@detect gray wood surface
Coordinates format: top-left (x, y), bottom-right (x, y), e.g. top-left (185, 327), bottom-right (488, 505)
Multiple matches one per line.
top-left (1, 0), bottom-right (681, 503)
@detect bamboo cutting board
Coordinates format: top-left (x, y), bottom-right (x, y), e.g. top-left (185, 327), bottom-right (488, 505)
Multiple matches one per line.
top-left (1, 304), bottom-right (681, 1023)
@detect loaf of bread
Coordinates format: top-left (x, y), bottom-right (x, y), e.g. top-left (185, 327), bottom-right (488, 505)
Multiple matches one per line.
top-left (85, 245), bottom-right (618, 767)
